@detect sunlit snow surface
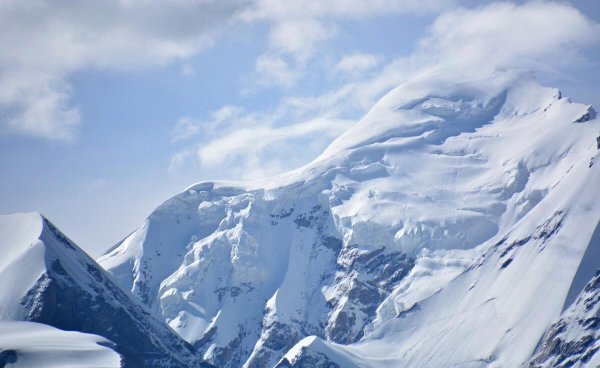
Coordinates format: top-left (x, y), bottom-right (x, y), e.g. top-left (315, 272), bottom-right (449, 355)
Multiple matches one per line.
top-left (99, 70), bottom-right (600, 367)
top-left (0, 321), bottom-right (120, 368)
top-left (0, 212), bottom-right (201, 367)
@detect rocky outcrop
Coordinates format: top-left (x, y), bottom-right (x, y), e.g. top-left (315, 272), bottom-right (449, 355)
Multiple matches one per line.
top-left (0, 214), bottom-right (205, 368)
top-left (531, 271), bottom-right (600, 367)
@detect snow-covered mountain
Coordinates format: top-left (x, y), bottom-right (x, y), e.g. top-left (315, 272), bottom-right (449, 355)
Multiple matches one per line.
top-left (98, 69), bottom-right (600, 367)
top-left (0, 320), bottom-right (121, 368)
top-left (532, 267), bottom-right (600, 368)
top-left (0, 212), bottom-right (207, 368)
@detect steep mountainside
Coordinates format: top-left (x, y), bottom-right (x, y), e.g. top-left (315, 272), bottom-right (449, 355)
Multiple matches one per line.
top-left (0, 212), bottom-right (205, 368)
top-left (99, 70), bottom-right (600, 367)
top-left (531, 222), bottom-right (600, 368)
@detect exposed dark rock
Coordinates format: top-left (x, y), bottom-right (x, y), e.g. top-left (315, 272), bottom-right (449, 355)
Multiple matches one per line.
top-left (203, 328), bottom-right (257, 368)
top-left (0, 350), bottom-right (17, 367)
top-left (247, 321), bottom-right (304, 368)
top-left (322, 236), bottom-right (343, 252)
top-left (531, 271), bottom-right (600, 367)
top-left (16, 219), bottom-right (202, 368)
top-left (270, 208), bottom-right (295, 219)
top-left (21, 271), bottom-right (198, 368)
top-left (294, 205), bottom-right (325, 229)
top-left (327, 247), bottom-right (414, 344)
top-left (501, 258), bottom-right (513, 269)
top-left (498, 211), bottom-right (565, 258)
top-left (573, 107), bottom-right (596, 123)
top-left (534, 211), bottom-right (565, 243)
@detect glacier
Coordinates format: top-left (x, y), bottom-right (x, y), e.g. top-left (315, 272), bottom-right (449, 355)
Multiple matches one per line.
top-left (94, 69), bottom-right (600, 367)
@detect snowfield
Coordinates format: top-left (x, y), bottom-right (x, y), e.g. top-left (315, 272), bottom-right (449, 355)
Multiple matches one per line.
top-left (98, 69), bottom-right (600, 367)
top-left (0, 320), bottom-right (121, 368)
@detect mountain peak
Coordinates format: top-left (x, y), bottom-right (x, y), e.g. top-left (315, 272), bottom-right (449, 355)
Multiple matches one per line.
top-left (319, 70), bottom-right (562, 159)
top-left (0, 212), bottom-right (207, 367)
top-left (98, 71), bottom-right (600, 367)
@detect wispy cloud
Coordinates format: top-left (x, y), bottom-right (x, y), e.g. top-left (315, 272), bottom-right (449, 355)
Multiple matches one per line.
top-left (169, 102), bottom-right (353, 178)
top-left (0, 0), bottom-right (245, 140)
top-left (171, 106), bottom-right (243, 143)
top-left (417, 1), bottom-right (600, 75)
top-left (197, 115), bottom-right (352, 167)
top-left (254, 55), bottom-right (303, 87)
top-left (241, 0), bottom-right (457, 88)
top-left (171, 1), bottom-right (600, 180)
top-left (333, 53), bottom-right (383, 76)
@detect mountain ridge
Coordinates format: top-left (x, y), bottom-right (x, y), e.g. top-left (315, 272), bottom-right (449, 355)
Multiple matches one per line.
top-left (98, 71), bottom-right (600, 367)
top-left (0, 211), bottom-right (208, 367)
top-left (1, 69), bottom-right (599, 367)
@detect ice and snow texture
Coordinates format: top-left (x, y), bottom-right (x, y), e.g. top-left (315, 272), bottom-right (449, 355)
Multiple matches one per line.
top-left (0, 212), bottom-right (201, 368)
top-left (0, 320), bottom-right (121, 368)
top-left (531, 220), bottom-right (600, 368)
top-left (99, 70), bottom-right (600, 367)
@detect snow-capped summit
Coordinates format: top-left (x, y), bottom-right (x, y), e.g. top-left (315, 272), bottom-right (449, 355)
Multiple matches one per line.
top-left (0, 212), bottom-right (204, 368)
top-left (99, 70), bottom-right (600, 367)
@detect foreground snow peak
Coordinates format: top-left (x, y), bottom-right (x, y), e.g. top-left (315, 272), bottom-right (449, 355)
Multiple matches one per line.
top-left (0, 320), bottom-right (121, 368)
top-left (96, 71), bottom-right (600, 367)
top-left (0, 212), bottom-right (207, 367)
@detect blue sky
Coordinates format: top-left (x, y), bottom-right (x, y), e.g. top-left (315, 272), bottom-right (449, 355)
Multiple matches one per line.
top-left (1, 0), bottom-right (599, 256)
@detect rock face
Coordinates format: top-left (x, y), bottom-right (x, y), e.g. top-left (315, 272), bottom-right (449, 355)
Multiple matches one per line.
top-left (530, 220), bottom-right (600, 368)
top-left (0, 212), bottom-right (204, 368)
top-left (98, 71), bottom-right (600, 367)
top-left (531, 271), bottom-right (600, 368)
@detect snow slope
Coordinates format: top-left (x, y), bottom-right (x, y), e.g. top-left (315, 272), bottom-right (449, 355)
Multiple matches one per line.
top-left (0, 320), bottom-right (121, 368)
top-left (0, 212), bottom-right (204, 368)
top-left (99, 69), bottom-right (600, 367)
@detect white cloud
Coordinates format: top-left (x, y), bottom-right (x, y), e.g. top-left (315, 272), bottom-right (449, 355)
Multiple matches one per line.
top-left (243, 0), bottom-right (457, 88)
top-left (0, 0), bottom-right (246, 140)
top-left (171, 105), bottom-right (243, 142)
top-left (334, 53), bottom-right (383, 76)
top-left (294, 1), bottom-right (600, 117)
top-left (417, 1), bottom-right (600, 76)
top-left (268, 19), bottom-right (333, 62)
top-left (0, 70), bottom-right (80, 140)
top-left (254, 55), bottom-right (302, 87)
top-left (171, 117), bottom-right (201, 142)
top-left (242, 0), bottom-right (455, 22)
top-left (170, 102), bottom-right (353, 179)
top-left (173, 1), bottom-right (600, 180)
top-left (197, 116), bottom-right (352, 167)
top-left (168, 148), bottom-right (196, 174)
